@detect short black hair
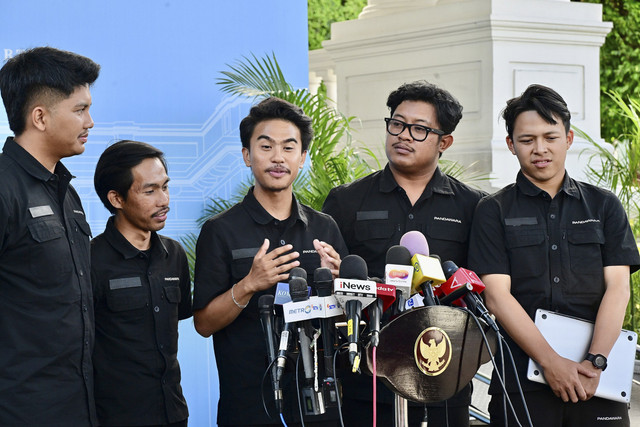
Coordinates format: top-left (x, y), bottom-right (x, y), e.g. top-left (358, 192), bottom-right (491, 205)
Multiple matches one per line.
top-left (0, 46), bottom-right (100, 136)
top-left (94, 140), bottom-right (167, 214)
top-left (386, 80), bottom-right (463, 135)
top-left (239, 97), bottom-right (313, 151)
top-left (502, 84), bottom-right (571, 140)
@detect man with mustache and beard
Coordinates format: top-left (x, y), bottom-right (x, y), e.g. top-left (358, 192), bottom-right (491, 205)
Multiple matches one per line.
top-left (323, 81), bottom-right (485, 427)
top-left (193, 97), bottom-right (347, 426)
top-left (91, 140), bottom-right (191, 427)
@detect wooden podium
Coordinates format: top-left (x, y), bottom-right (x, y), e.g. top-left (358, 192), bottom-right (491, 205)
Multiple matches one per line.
top-left (365, 305), bottom-right (497, 403)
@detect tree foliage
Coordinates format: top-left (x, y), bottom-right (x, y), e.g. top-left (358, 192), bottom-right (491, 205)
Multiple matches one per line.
top-left (574, 0), bottom-right (640, 141)
top-left (308, 0), bottom-right (367, 50)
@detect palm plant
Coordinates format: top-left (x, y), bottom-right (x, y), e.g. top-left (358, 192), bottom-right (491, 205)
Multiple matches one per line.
top-left (577, 90), bottom-right (640, 333)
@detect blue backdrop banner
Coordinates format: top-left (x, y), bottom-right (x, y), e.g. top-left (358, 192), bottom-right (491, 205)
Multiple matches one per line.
top-left (1, 2), bottom-right (309, 425)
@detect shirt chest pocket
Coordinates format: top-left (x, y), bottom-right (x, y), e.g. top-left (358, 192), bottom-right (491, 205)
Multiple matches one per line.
top-left (354, 210), bottom-right (395, 241)
top-left (164, 285), bottom-right (181, 304)
top-left (106, 277), bottom-right (148, 312)
top-left (505, 229), bottom-right (547, 279)
top-left (424, 221), bottom-right (468, 262)
top-left (567, 226), bottom-right (604, 274)
top-left (27, 218), bottom-right (72, 283)
top-left (230, 247), bottom-right (260, 281)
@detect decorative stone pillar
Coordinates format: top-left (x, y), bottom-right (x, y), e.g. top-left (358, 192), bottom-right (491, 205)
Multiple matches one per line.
top-left (309, 0), bottom-right (611, 191)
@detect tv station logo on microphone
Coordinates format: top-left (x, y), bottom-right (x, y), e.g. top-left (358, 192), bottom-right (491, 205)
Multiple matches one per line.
top-left (414, 327), bottom-right (452, 376)
top-left (287, 301), bottom-right (323, 316)
top-left (387, 269), bottom-right (409, 279)
top-left (334, 278), bottom-right (376, 297)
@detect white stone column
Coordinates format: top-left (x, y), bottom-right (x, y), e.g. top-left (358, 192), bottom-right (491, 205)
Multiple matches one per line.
top-left (309, 0), bottom-right (611, 191)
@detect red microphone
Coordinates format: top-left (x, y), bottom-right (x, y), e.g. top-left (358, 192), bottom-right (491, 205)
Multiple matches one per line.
top-left (437, 262), bottom-right (485, 306)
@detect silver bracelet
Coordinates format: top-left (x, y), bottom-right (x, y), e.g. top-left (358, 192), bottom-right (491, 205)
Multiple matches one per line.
top-left (230, 283), bottom-right (248, 309)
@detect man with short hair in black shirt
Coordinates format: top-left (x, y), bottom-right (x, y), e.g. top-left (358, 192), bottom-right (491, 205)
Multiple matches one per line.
top-left (323, 81), bottom-right (485, 426)
top-left (91, 140), bottom-right (191, 427)
top-left (468, 84), bottom-right (640, 427)
top-left (193, 97), bottom-right (347, 426)
top-left (0, 47), bottom-right (99, 426)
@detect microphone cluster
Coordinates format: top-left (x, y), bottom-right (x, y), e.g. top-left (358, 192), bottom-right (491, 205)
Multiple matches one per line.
top-left (258, 230), bottom-right (496, 420)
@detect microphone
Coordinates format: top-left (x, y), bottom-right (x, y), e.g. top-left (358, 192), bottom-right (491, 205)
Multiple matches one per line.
top-left (441, 260), bottom-right (498, 331)
top-left (290, 276), bottom-right (325, 415)
top-left (273, 266), bottom-right (310, 322)
top-left (313, 267), bottom-right (340, 403)
top-left (275, 272), bottom-right (310, 392)
top-left (368, 280), bottom-right (396, 347)
top-left (384, 245), bottom-right (413, 312)
top-left (399, 231), bottom-right (445, 305)
top-left (333, 254), bottom-right (377, 370)
top-left (258, 294), bottom-right (280, 411)
top-left (399, 230), bottom-right (429, 258)
top-left (438, 282), bottom-right (473, 306)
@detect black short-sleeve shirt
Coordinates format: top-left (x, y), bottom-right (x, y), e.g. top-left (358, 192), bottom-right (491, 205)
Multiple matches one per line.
top-left (468, 171), bottom-right (640, 394)
top-left (193, 188), bottom-right (347, 426)
top-left (91, 216), bottom-right (192, 425)
top-left (323, 165), bottom-right (486, 279)
top-left (322, 165), bottom-right (486, 405)
top-left (0, 137), bottom-right (95, 425)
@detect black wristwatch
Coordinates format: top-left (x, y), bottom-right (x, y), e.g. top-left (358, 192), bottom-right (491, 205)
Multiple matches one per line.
top-left (585, 353), bottom-right (607, 371)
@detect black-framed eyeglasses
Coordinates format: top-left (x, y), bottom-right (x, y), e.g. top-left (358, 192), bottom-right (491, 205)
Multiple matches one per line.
top-left (384, 118), bottom-right (445, 141)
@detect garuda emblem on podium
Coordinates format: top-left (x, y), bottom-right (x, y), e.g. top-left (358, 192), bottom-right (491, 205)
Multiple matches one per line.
top-left (414, 327), bottom-right (452, 376)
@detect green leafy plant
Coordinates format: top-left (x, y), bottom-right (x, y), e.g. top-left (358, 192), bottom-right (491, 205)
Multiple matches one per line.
top-left (574, 0), bottom-right (640, 142)
top-left (308, 0), bottom-right (367, 50)
top-left (576, 90), bottom-right (640, 334)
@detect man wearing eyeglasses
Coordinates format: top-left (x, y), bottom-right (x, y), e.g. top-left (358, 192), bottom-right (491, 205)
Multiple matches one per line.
top-left (323, 80), bottom-right (485, 426)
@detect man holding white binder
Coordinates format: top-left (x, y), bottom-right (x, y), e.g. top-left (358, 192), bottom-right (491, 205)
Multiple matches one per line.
top-left (468, 84), bottom-right (640, 426)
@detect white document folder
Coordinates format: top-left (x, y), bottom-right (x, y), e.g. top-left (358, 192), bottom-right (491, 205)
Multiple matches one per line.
top-left (526, 308), bottom-right (637, 403)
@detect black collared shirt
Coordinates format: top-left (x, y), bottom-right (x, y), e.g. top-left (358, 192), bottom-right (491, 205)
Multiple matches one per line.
top-left (468, 171), bottom-right (640, 393)
top-left (323, 164), bottom-right (485, 406)
top-left (193, 188), bottom-right (347, 426)
top-left (0, 137), bottom-right (95, 426)
top-left (91, 216), bottom-right (192, 425)
top-left (323, 164), bottom-right (486, 279)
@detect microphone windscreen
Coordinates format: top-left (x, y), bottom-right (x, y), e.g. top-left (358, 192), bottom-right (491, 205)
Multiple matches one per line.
top-left (441, 260), bottom-right (459, 279)
top-left (258, 294), bottom-right (274, 310)
top-left (385, 245), bottom-right (412, 265)
top-left (314, 267), bottom-right (333, 283)
top-left (289, 277), bottom-right (309, 302)
top-left (313, 266), bottom-right (333, 297)
top-left (339, 254), bottom-right (368, 280)
top-left (289, 266), bottom-right (308, 281)
top-left (399, 230), bottom-right (429, 256)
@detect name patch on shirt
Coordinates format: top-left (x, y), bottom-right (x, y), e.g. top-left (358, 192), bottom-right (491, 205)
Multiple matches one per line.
top-left (505, 217), bottom-right (538, 226)
top-left (164, 277), bottom-right (180, 282)
top-left (232, 247), bottom-right (260, 260)
top-left (572, 219), bottom-right (600, 225)
top-left (28, 205), bottom-right (54, 218)
top-left (433, 216), bottom-right (462, 224)
top-left (109, 277), bottom-right (142, 289)
top-left (357, 210), bottom-right (388, 221)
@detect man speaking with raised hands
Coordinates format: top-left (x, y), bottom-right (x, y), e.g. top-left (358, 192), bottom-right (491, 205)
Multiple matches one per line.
top-left (193, 97), bottom-right (347, 427)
